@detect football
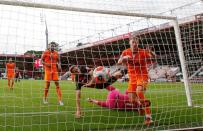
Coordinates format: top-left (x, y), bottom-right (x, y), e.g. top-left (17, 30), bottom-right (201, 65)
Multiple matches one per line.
top-left (93, 66), bottom-right (110, 83)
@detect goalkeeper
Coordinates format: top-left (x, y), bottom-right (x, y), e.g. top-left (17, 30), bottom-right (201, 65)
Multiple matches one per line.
top-left (87, 86), bottom-right (151, 112)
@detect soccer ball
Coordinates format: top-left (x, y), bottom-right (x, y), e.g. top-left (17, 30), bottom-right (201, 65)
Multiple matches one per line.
top-left (93, 66), bottom-right (110, 83)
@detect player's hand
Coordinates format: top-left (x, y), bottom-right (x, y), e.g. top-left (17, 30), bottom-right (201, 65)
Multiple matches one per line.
top-left (145, 45), bottom-right (153, 51)
top-left (112, 71), bottom-right (123, 79)
top-left (83, 83), bottom-right (95, 88)
top-left (86, 98), bottom-right (93, 103)
top-left (57, 64), bottom-right (62, 72)
top-left (123, 56), bottom-right (135, 65)
top-left (57, 65), bottom-right (62, 72)
top-left (82, 84), bottom-right (89, 87)
top-left (122, 55), bottom-right (131, 64)
top-left (145, 45), bottom-right (156, 57)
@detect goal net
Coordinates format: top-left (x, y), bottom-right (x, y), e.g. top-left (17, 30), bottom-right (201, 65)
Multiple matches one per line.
top-left (0, 0), bottom-right (202, 131)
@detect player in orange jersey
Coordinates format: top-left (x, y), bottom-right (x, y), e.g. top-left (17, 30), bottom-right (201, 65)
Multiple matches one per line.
top-left (6, 58), bottom-right (16, 89)
top-left (118, 33), bottom-right (156, 125)
top-left (41, 41), bottom-right (64, 106)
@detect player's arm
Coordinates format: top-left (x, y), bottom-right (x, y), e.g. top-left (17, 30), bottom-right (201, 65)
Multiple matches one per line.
top-left (5, 63), bottom-right (10, 74)
top-left (19, 71), bottom-right (22, 78)
top-left (74, 75), bottom-right (83, 118)
top-left (57, 53), bottom-right (62, 72)
top-left (118, 50), bottom-right (127, 65)
top-left (145, 45), bottom-right (156, 60)
top-left (5, 63), bottom-right (7, 72)
top-left (86, 67), bottom-right (93, 76)
top-left (118, 55), bottom-right (140, 66)
top-left (118, 50), bottom-right (139, 65)
top-left (83, 77), bottom-right (96, 88)
top-left (86, 67), bottom-right (93, 71)
top-left (117, 55), bottom-right (129, 65)
top-left (87, 98), bottom-right (108, 108)
top-left (111, 68), bottom-right (127, 79)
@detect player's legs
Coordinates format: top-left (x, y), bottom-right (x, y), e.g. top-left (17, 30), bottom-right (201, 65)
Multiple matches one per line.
top-left (7, 77), bottom-right (11, 88)
top-left (54, 81), bottom-right (62, 101)
top-left (7, 74), bottom-right (14, 89)
top-left (44, 71), bottom-right (51, 104)
top-left (127, 83), bottom-right (141, 105)
top-left (15, 76), bottom-right (20, 83)
top-left (136, 81), bottom-right (153, 125)
top-left (43, 81), bottom-right (50, 104)
top-left (136, 85), bottom-right (146, 104)
top-left (53, 72), bottom-right (63, 105)
top-left (11, 77), bottom-right (14, 89)
top-left (15, 76), bottom-right (17, 83)
top-left (75, 90), bottom-right (81, 118)
top-left (10, 74), bottom-right (15, 89)
top-left (126, 91), bottom-right (146, 115)
top-left (106, 89), bottom-right (119, 109)
top-left (127, 91), bottom-right (147, 115)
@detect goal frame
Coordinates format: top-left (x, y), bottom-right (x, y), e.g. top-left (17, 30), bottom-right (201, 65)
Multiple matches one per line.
top-left (0, 0), bottom-right (193, 106)
top-left (0, 0), bottom-right (192, 106)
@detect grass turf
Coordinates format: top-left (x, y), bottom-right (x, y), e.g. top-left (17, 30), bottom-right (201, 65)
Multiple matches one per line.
top-left (0, 80), bottom-right (202, 131)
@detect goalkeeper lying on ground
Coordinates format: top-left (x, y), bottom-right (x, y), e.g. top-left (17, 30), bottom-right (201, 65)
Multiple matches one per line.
top-left (87, 86), bottom-right (150, 112)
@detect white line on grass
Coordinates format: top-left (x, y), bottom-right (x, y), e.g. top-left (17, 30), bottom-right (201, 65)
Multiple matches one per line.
top-left (0, 105), bottom-right (202, 116)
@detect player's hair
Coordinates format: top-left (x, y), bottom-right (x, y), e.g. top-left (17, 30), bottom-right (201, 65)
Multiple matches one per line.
top-left (69, 65), bottom-right (77, 73)
top-left (49, 41), bottom-right (57, 46)
top-left (8, 58), bottom-right (12, 61)
top-left (129, 32), bottom-right (140, 40)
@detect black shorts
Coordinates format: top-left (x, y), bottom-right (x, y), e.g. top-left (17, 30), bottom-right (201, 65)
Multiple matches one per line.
top-left (75, 82), bottom-right (83, 90)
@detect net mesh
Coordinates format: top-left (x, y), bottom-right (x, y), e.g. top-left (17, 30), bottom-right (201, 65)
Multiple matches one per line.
top-left (0, 0), bottom-right (202, 130)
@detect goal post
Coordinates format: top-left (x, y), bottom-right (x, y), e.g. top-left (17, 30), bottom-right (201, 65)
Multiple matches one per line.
top-left (172, 19), bottom-right (193, 106)
top-left (0, 0), bottom-right (177, 20)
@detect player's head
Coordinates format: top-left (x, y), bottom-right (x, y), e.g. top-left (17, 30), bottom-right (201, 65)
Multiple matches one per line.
top-left (48, 41), bottom-right (57, 52)
top-left (8, 58), bottom-right (12, 63)
top-left (129, 33), bottom-right (139, 52)
top-left (69, 65), bottom-right (79, 74)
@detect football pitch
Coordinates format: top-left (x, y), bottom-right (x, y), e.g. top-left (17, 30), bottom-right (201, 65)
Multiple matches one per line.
top-left (0, 80), bottom-right (202, 131)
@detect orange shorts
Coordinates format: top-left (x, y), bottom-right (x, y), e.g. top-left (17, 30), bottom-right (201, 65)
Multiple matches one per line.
top-left (7, 73), bottom-right (15, 79)
top-left (44, 71), bottom-right (59, 81)
top-left (127, 79), bottom-right (148, 93)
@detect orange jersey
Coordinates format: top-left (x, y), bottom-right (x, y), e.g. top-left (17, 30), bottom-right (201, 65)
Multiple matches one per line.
top-left (42, 50), bottom-right (59, 72)
top-left (6, 63), bottom-right (15, 75)
top-left (121, 48), bottom-right (152, 84)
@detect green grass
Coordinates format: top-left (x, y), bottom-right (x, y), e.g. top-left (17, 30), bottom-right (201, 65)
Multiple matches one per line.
top-left (0, 80), bottom-right (202, 131)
